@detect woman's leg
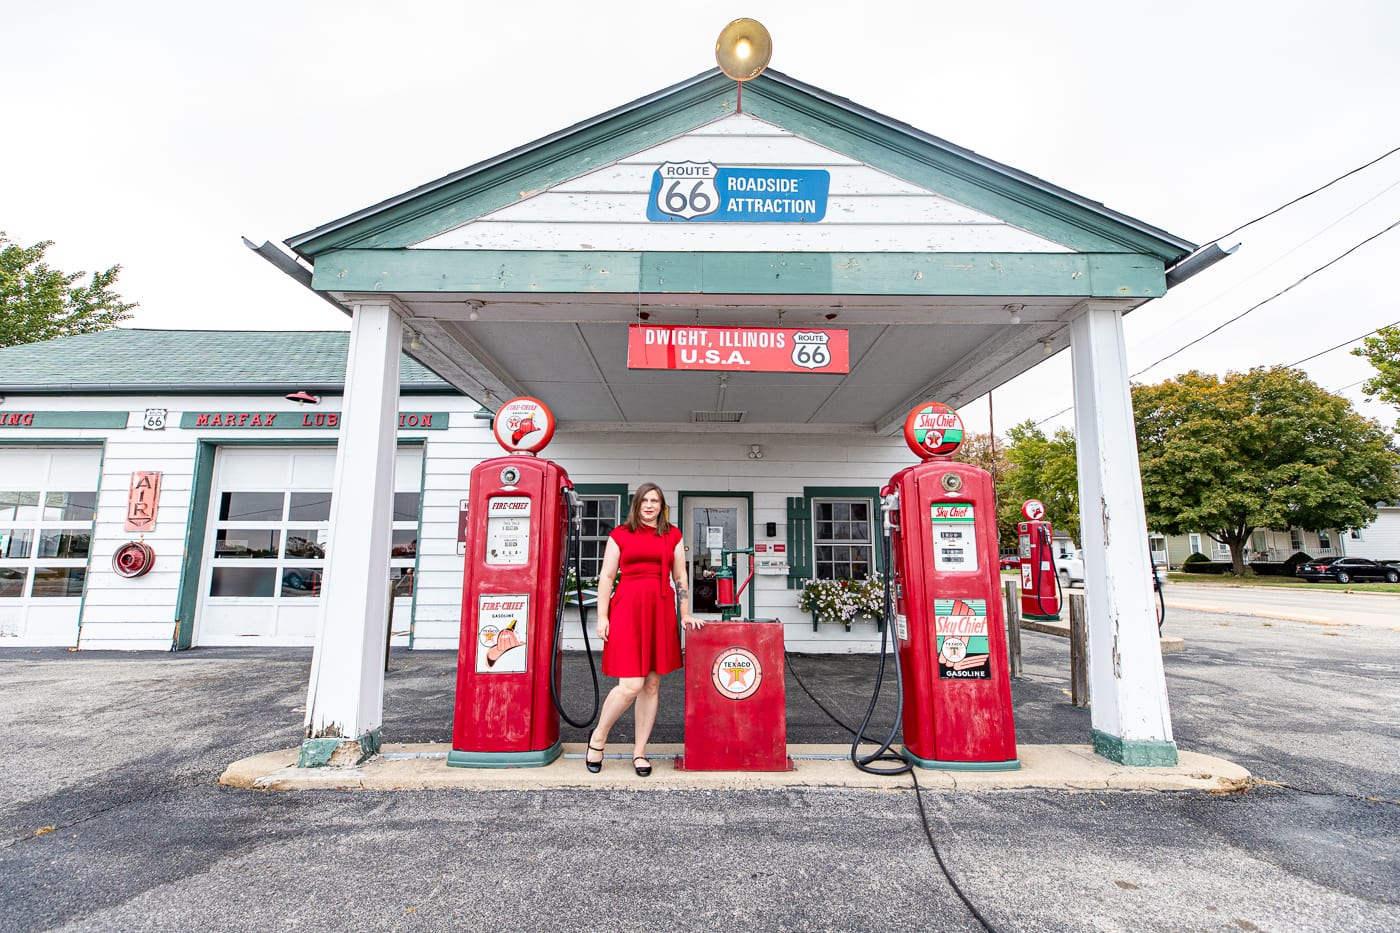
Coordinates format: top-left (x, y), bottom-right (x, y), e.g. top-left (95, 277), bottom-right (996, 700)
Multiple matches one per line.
top-left (588, 677), bottom-right (644, 764)
top-left (631, 672), bottom-right (663, 760)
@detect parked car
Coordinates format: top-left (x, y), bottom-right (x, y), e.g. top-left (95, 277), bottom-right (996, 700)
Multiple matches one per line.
top-left (999, 555), bottom-right (1021, 570)
top-left (1057, 552), bottom-right (1085, 587)
top-left (1294, 557), bottom-right (1400, 584)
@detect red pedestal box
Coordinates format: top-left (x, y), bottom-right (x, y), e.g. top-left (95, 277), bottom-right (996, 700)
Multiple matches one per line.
top-left (678, 622), bottom-right (793, 772)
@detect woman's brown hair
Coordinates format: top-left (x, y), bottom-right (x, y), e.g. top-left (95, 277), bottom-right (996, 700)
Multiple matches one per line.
top-left (624, 482), bottom-right (671, 535)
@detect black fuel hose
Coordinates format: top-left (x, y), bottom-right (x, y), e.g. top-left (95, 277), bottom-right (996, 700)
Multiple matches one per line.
top-left (851, 526), bottom-right (911, 776)
top-left (550, 487), bottom-right (600, 728)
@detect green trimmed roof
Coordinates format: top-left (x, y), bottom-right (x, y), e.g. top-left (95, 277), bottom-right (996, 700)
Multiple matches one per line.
top-left (0, 329), bottom-right (459, 395)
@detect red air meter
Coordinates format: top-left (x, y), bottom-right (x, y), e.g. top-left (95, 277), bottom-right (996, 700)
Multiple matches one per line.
top-left (450, 397), bottom-right (575, 768)
top-left (1018, 499), bottom-right (1061, 621)
top-left (886, 402), bottom-right (1018, 770)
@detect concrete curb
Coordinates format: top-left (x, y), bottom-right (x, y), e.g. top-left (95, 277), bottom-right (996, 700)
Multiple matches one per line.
top-left (219, 743), bottom-right (1250, 794)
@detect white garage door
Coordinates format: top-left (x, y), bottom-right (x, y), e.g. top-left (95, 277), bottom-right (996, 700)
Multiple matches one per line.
top-left (194, 446), bottom-right (422, 647)
top-left (0, 447), bottom-right (101, 646)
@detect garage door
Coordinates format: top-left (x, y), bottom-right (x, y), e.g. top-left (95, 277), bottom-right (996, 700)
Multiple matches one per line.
top-left (194, 446), bottom-right (422, 647)
top-left (0, 447), bottom-right (101, 646)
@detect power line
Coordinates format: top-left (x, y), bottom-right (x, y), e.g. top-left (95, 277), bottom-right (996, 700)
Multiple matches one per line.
top-left (1200, 144), bottom-right (1400, 248)
top-left (1283, 317), bottom-right (1400, 369)
top-left (1132, 217), bottom-right (1400, 379)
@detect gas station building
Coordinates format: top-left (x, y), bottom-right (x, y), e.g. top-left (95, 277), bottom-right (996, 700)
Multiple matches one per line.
top-left (1, 67), bottom-right (1200, 767)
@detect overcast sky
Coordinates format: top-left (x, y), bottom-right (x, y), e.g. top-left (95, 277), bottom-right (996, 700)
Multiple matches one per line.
top-left (5, 1), bottom-right (1398, 433)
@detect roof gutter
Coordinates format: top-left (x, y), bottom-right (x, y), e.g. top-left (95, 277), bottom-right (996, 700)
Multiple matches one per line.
top-left (1164, 242), bottom-right (1240, 289)
top-left (242, 238), bottom-right (349, 316)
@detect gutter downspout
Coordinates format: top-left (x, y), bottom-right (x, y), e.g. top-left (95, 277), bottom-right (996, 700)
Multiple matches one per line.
top-left (1164, 242), bottom-right (1240, 289)
top-left (242, 238), bottom-right (350, 316)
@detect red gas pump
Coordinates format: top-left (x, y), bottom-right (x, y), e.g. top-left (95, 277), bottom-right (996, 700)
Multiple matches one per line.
top-left (886, 402), bottom-right (1018, 770)
top-left (449, 397), bottom-right (586, 768)
top-left (1017, 499), bottom-right (1061, 621)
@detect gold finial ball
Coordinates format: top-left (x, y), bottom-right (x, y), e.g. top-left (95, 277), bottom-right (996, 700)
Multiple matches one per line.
top-left (715, 18), bottom-right (772, 82)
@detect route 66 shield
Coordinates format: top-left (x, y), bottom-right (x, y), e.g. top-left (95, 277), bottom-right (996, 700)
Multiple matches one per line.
top-left (655, 161), bottom-right (719, 220)
top-left (790, 331), bottom-right (832, 370)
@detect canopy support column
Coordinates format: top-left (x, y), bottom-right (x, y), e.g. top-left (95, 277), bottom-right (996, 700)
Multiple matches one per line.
top-left (299, 300), bottom-right (404, 767)
top-left (1069, 302), bottom-right (1177, 766)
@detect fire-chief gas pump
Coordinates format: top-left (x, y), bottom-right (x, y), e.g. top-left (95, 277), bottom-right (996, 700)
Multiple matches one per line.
top-left (1017, 498), bottom-right (1061, 621)
top-left (448, 397), bottom-right (599, 769)
top-left (885, 402), bottom-right (1019, 770)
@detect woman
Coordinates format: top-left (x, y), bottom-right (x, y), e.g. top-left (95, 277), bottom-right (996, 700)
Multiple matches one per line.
top-left (586, 483), bottom-right (702, 776)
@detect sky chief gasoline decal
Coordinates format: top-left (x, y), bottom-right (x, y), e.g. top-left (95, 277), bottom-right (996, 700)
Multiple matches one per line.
top-left (648, 162), bottom-right (829, 223)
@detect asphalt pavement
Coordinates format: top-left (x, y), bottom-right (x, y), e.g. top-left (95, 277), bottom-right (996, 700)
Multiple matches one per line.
top-left (3, 605), bottom-right (1397, 932)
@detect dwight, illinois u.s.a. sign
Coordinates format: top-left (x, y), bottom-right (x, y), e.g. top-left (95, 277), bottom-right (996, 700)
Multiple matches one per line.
top-left (627, 325), bottom-right (849, 373)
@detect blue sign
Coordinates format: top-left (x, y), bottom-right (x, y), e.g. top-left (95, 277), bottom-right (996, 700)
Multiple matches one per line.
top-left (647, 161), bottom-right (830, 223)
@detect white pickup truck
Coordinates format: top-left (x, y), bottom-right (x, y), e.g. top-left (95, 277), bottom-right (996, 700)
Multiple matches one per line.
top-left (1055, 552), bottom-right (1167, 589)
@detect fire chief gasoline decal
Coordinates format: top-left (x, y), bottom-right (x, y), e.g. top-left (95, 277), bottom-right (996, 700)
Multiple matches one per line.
top-left (711, 647), bottom-right (763, 700)
top-left (935, 599), bottom-right (991, 679)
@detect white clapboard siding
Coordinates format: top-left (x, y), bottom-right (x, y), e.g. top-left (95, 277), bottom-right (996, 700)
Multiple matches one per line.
top-left (412, 112), bottom-right (1068, 254)
top-left (1343, 509), bottom-right (1400, 561)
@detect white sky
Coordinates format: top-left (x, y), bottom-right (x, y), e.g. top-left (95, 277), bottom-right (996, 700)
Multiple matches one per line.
top-left (5, 1), bottom-right (1399, 433)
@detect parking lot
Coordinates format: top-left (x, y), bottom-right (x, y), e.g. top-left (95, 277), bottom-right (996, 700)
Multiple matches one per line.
top-left (2, 604), bottom-right (1397, 932)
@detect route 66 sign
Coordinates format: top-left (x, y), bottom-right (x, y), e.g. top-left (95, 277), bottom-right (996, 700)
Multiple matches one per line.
top-left (654, 162), bottom-right (719, 220)
top-left (790, 331), bottom-right (833, 370)
top-left (143, 408), bottom-right (168, 431)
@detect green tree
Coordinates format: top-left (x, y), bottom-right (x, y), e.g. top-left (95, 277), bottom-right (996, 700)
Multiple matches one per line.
top-left (0, 232), bottom-right (136, 348)
top-left (1353, 325), bottom-right (1400, 428)
top-left (1000, 421), bottom-right (1081, 545)
top-left (1133, 367), bottom-right (1400, 574)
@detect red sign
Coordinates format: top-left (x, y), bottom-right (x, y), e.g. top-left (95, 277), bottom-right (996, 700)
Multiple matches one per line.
top-left (627, 325), bottom-right (849, 374)
top-left (491, 397), bottom-right (556, 454)
top-left (125, 471), bottom-right (162, 532)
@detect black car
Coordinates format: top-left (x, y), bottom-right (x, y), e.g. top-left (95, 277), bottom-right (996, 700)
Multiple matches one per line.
top-left (1294, 557), bottom-right (1400, 584)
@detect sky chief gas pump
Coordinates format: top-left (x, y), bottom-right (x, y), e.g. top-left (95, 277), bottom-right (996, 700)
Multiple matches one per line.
top-left (886, 402), bottom-right (1019, 770)
top-left (449, 397), bottom-right (598, 769)
top-left (1018, 498), bottom-right (1061, 621)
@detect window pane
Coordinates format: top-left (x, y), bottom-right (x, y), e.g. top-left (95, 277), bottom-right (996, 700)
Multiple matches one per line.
top-left (391, 529), bottom-right (417, 558)
top-left (390, 566), bottom-right (415, 597)
top-left (280, 567), bottom-right (322, 597)
top-left (215, 529), bottom-right (281, 558)
top-left (0, 491), bottom-right (40, 522)
top-left (210, 567), bottom-right (277, 597)
top-left (2, 529), bottom-right (34, 559)
top-left (285, 529), bottom-right (327, 559)
top-left (815, 521), bottom-right (833, 541)
top-left (44, 491), bottom-right (97, 522)
top-left (815, 502), bottom-right (833, 522)
top-left (38, 530), bottom-right (91, 559)
top-left (832, 501), bottom-right (851, 522)
top-left (31, 567), bottom-right (86, 597)
top-left (0, 568), bottom-right (26, 598)
top-left (220, 492), bottom-right (283, 522)
top-left (288, 492), bottom-right (333, 522)
top-left (393, 492), bottom-right (421, 523)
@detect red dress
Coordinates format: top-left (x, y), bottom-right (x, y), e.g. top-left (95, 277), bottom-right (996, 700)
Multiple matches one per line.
top-left (602, 524), bottom-right (684, 677)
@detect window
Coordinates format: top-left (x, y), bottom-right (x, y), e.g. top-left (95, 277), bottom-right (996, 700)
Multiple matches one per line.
top-left (1351, 529), bottom-right (1363, 540)
top-left (574, 485), bottom-right (626, 580)
top-left (812, 499), bottom-right (873, 580)
top-left (1188, 533), bottom-right (1202, 556)
top-left (1317, 530), bottom-right (1332, 550)
top-left (0, 487), bottom-right (96, 600)
top-left (1290, 529), bottom-right (1303, 552)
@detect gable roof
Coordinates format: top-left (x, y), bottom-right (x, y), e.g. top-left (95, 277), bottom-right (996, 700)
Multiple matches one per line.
top-left (287, 69), bottom-right (1195, 266)
top-left (0, 329), bottom-right (458, 395)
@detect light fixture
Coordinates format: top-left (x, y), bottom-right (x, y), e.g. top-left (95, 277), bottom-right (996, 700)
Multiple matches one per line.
top-left (285, 390), bottom-right (321, 405)
top-left (467, 299), bottom-right (483, 322)
top-left (1041, 339), bottom-right (1055, 356)
top-left (715, 18), bottom-right (772, 81)
top-left (747, 444), bottom-right (764, 460)
top-left (824, 312), bottom-right (839, 321)
top-left (1005, 303), bottom-right (1024, 325)
top-left (408, 330), bottom-right (421, 351)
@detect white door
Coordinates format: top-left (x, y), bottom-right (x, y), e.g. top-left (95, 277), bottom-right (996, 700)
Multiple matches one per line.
top-left (0, 448), bottom-right (101, 646)
top-left (194, 446), bottom-right (422, 646)
top-left (681, 496), bottom-right (750, 620)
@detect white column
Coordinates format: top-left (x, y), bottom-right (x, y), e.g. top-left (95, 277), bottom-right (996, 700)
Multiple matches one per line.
top-left (299, 301), bottom-right (403, 767)
top-left (1069, 303), bottom-right (1177, 766)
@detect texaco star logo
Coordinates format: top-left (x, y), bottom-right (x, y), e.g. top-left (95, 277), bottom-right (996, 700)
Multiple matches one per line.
top-left (711, 647), bottom-right (762, 700)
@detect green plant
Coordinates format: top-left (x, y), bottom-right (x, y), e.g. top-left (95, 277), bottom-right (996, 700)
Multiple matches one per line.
top-left (798, 575), bottom-right (885, 631)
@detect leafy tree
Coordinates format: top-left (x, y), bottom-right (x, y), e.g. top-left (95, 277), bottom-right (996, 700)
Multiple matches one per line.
top-left (1000, 421), bottom-right (1081, 546)
top-left (1353, 325), bottom-right (1400, 428)
top-left (1133, 367), bottom-right (1400, 574)
top-left (0, 232), bottom-right (136, 348)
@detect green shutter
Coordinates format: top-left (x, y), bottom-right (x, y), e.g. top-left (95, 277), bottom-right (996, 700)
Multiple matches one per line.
top-left (786, 495), bottom-right (811, 588)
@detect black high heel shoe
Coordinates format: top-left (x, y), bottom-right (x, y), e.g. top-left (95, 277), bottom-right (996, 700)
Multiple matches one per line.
top-left (586, 743), bottom-right (605, 773)
top-left (633, 756), bottom-right (652, 777)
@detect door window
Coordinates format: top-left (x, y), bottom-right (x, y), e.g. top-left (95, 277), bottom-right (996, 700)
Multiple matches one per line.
top-left (0, 486), bottom-right (96, 600)
top-left (683, 497), bottom-right (749, 617)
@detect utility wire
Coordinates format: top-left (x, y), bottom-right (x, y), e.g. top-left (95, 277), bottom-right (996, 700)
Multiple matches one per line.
top-left (1283, 317), bottom-right (1400, 369)
top-left (1132, 217), bottom-right (1400, 379)
top-left (1199, 144), bottom-right (1400, 248)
